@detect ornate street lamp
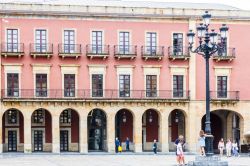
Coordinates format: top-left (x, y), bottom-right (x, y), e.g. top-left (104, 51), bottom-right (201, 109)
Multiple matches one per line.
top-left (187, 11), bottom-right (229, 156)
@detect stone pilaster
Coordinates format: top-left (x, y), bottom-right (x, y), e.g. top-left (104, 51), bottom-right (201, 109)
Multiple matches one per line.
top-left (107, 113), bottom-right (115, 153)
top-left (24, 113), bottom-right (32, 153)
top-left (160, 111), bottom-right (169, 152)
top-left (79, 112), bottom-right (88, 153)
top-left (134, 112), bottom-right (142, 153)
top-left (52, 114), bottom-right (60, 153)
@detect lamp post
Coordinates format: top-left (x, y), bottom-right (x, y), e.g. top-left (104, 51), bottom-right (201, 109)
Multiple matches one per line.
top-left (187, 11), bottom-right (229, 156)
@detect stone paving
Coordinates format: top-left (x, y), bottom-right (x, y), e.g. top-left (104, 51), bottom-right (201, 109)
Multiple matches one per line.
top-left (0, 153), bottom-right (249, 166)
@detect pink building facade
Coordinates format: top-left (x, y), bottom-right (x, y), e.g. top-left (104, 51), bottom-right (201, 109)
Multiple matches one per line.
top-left (0, 0), bottom-right (249, 153)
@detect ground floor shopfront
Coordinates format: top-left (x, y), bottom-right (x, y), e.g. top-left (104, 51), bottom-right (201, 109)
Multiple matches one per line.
top-left (0, 100), bottom-right (250, 153)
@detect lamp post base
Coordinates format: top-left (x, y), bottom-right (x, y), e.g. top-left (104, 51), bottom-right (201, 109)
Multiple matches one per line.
top-left (188, 156), bottom-right (228, 166)
top-left (205, 134), bottom-right (214, 156)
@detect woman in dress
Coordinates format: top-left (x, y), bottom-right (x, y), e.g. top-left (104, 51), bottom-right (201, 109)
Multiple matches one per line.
top-left (218, 138), bottom-right (225, 157)
top-left (198, 130), bottom-right (206, 156)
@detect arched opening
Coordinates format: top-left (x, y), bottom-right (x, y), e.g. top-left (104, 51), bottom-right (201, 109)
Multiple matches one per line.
top-left (115, 109), bottom-right (134, 151)
top-left (201, 110), bottom-right (242, 152)
top-left (88, 108), bottom-right (107, 151)
top-left (168, 109), bottom-right (186, 151)
top-left (59, 109), bottom-right (79, 152)
top-left (2, 108), bottom-right (24, 152)
top-left (142, 109), bottom-right (159, 151)
top-left (31, 108), bottom-right (52, 152)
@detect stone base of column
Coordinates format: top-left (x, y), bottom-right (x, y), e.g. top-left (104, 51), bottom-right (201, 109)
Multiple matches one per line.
top-left (0, 144), bottom-right (3, 153)
top-left (134, 143), bottom-right (142, 153)
top-left (188, 156), bottom-right (228, 166)
top-left (52, 143), bottom-right (60, 153)
top-left (107, 143), bottom-right (115, 153)
top-left (24, 144), bottom-right (32, 153)
top-left (161, 143), bottom-right (169, 153)
top-left (79, 143), bottom-right (88, 154)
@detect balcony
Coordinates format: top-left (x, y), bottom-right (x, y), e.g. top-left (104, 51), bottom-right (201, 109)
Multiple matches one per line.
top-left (1, 43), bottom-right (24, 58)
top-left (114, 45), bottom-right (137, 60)
top-left (1, 89), bottom-right (190, 101)
top-left (30, 43), bottom-right (53, 58)
top-left (210, 91), bottom-right (239, 102)
top-left (168, 46), bottom-right (190, 61)
top-left (58, 44), bottom-right (81, 58)
top-left (213, 47), bottom-right (236, 62)
top-left (141, 46), bottom-right (164, 60)
top-left (86, 44), bottom-right (109, 59)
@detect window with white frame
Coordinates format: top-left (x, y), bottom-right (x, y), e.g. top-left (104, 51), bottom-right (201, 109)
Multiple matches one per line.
top-left (7, 73), bottom-right (19, 97)
top-left (64, 30), bottom-right (75, 53)
top-left (119, 75), bottom-right (130, 97)
top-left (7, 29), bottom-right (18, 52)
top-left (146, 32), bottom-right (157, 55)
top-left (173, 33), bottom-right (183, 55)
top-left (119, 32), bottom-right (130, 54)
top-left (35, 29), bottom-right (47, 52)
top-left (92, 31), bottom-right (103, 54)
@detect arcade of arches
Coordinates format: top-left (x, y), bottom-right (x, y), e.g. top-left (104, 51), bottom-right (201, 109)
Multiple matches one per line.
top-left (0, 103), bottom-right (249, 153)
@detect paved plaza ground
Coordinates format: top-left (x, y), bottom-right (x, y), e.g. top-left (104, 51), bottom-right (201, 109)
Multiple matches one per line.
top-left (0, 153), bottom-right (250, 166)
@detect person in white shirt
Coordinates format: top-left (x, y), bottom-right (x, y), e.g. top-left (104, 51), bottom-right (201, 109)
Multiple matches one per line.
top-left (218, 138), bottom-right (225, 157)
top-left (176, 140), bottom-right (184, 166)
top-left (226, 139), bottom-right (232, 157)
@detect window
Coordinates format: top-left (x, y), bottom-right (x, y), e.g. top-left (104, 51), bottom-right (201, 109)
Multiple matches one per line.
top-left (92, 31), bottom-right (103, 54)
top-left (7, 110), bottom-right (18, 124)
top-left (146, 32), bottom-right (157, 55)
top-left (146, 75), bottom-right (157, 97)
top-left (7, 29), bottom-right (18, 52)
top-left (92, 74), bottom-right (103, 97)
top-left (32, 109), bottom-right (44, 124)
top-left (35, 29), bottom-right (47, 52)
top-left (64, 30), bottom-right (75, 53)
top-left (119, 32), bottom-right (130, 54)
top-left (173, 75), bottom-right (184, 97)
top-left (60, 110), bottom-right (71, 124)
top-left (173, 33), bottom-right (183, 55)
top-left (217, 76), bottom-right (227, 98)
top-left (7, 73), bottom-right (19, 97)
top-left (217, 36), bottom-right (227, 56)
top-left (119, 75), bottom-right (130, 97)
top-left (64, 74), bottom-right (75, 97)
top-left (36, 74), bottom-right (47, 97)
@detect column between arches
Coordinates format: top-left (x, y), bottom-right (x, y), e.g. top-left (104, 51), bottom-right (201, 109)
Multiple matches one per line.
top-left (79, 111), bottom-right (88, 153)
top-left (23, 111), bottom-right (32, 153)
top-left (160, 110), bottom-right (169, 152)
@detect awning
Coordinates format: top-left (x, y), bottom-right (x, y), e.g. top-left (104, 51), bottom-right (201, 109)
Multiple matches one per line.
top-left (244, 131), bottom-right (250, 136)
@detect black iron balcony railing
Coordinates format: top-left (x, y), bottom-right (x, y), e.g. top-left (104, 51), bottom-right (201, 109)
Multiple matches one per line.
top-left (168, 46), bottom-right (190, 60)
top-left (141, 46), bottom-right (164, 60)
top-left (210, 91), bottom-right (239, 101)
top-left (86, 44), bottom-right (110, 58)
top-left (30, 43), bottom-right (53, 58)
top-left (58, 44), bottom-right (81, 58)
top-left (213, 47), bottom-right (236, 61)
top-left (1, 89), bottom-right (190, 100)
top-left (1, 43), bottom-right (24, 57)
top-left (114, 45), bottom-right (137, 59)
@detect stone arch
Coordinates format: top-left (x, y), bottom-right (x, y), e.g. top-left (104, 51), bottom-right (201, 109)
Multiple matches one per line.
top-left (87, 108), bottom-right (107, 151)
top-left (2, 108), bottom-right (24, 152)
top-left (115, 108), bottom-right (134, 151)
top-left (31, 108), bottom-right (52, 152)
top-left (59, 108), bottom-right (80, 152)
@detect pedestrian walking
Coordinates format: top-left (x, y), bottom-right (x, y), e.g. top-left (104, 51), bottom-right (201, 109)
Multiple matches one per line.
top-left (115, 137), bottom-right (120, 153)
top-left (126, 137), bottom-right (130, 151)
top-left (232, 140), bottom-right (239, 157)
top-left (198, 130), bottom-right (206, 156)
top-left (176, 139), bottom-right (185, 166)
top-left (153, 139), bottom-right (157, 154)
top-left (175, 135), bottom-right (186, 164)
top-left (218, 138), bottom-right (225, 157)
top-left (226, 139), bottom-right (232, 157)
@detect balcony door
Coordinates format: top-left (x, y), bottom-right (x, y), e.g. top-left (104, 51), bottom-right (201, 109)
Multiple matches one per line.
top-left (146, 32), bottom-right (157, 55)
top-left (64, 30), bottom-right (75, 53)
top-left (35, 29), bottom-right (47, 52)
top-left (119, 32), bottom-right (130, 54)
top-left (217, 76), bottom-right (227, 98)
top-left (146, 75), bottom-right (157, 97)
top-left (92, 74), bottom-right (103, 97)
top-left (7, 73), bottom-right (19, 97)
top-left (173, 75), bottom-right (184, 98)
top-left (173, 33), bottom-right (183, 55)
top-left (7, 29), bottom-right (18, 52)
top-left (64, 74), bottom-right (75, 97)
top-left (36, 74), bottom-right (47, 97)
top-left (92, 31), bottom-right (103, 54)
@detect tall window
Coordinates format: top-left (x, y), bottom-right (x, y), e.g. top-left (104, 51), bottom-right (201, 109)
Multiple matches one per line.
top-left (217, 76), bottom-right (227, 98)
top-left (146, 75), bottom-right (157, 97)
top-left (92, 74), bottom-right (103, 97)
top-left (7, 73), bottom-right (19, 97)
top-left (35, 29), bottom-right (47, 52)
top-left (173, 75), bottom-right (184, 97)
top-left (119, 75), bottom-right (130, 97)
top-left (64, 74), bottom-right (75, 97)
top-left (173, 33), bottom-right (183, 55)
top-left (146, 32), bottom-right (157, 55)
top-left (7, 29), bottom-right (18, 52)
top-left (60, 110), bottom-right (71, 124)
top-left (119, 32), bottom-right (130, 54)
top-left (218, 37), bottom-right (227, 56)
top-left (36, 74), bottom-right (47, 97)
top-left (32, 109), bottom-right (44, 124)
top-left (92, 31), bottom-right (103, 54)
top-left (7, 110), bottom-right (18, 124)
top-left (64, 30), bottom-right (75, 53)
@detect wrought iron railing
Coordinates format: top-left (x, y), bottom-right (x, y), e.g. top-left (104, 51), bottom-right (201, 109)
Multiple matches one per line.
top-left (1, 89), bottom-right (190, 100)
top-left (210, 91), bottom-right (239, 100)
top-left (141, 46), bottom-right (164, 57)
top-left (58, 44), bottom-right (81, 54)
top-left (30, 43), bottom-right (53, 54)
top-left (114, 45), bottom-right (137, 56)
top-left (168, 46), bottom-right (190, 58)
top-left (1, 43), bottom-right (24, 53)
top-left (213, 47), bottom-right (236, 58)
top-left (86, 44), bottom-right (110, 55)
